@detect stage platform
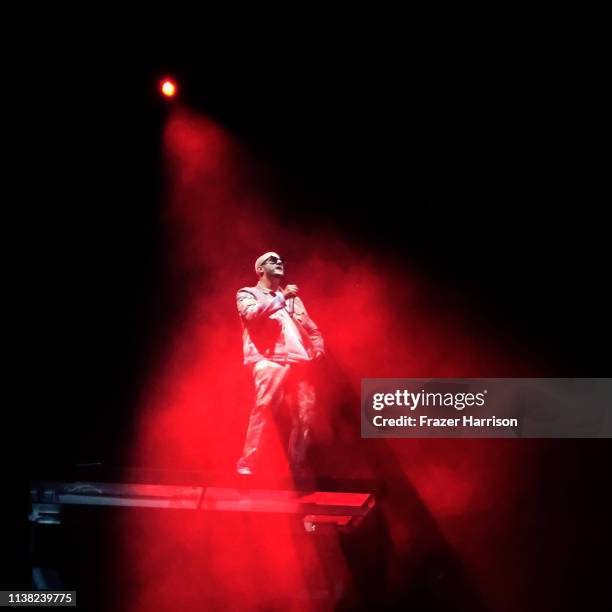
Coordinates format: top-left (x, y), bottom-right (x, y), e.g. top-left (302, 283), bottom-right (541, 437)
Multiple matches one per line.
top-left (30, 480), bottom-right (375, 532)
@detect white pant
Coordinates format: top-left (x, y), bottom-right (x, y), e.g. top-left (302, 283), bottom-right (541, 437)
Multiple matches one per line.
top-left (238, 359), bottom-right (316, 472)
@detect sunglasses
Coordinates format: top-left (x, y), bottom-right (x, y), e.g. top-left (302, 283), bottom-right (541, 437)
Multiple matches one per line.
top-left (264, 256), bottom-right (284, 265)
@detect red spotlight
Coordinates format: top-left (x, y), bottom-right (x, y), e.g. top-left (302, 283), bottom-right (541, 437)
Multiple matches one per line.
top-left (161, 79), bottom-right (177, 98)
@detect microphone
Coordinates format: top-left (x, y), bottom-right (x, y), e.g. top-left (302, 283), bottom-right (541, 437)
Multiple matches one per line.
top-left (282, 285), bottom-right (297, 317)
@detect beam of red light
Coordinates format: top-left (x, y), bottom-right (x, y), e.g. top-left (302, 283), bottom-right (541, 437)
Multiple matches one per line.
top-left (119, 107), bottom-right (548, 610)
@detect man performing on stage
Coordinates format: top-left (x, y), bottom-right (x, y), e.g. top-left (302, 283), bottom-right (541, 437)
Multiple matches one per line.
top-left (235, 251), bottom-right (325, 479)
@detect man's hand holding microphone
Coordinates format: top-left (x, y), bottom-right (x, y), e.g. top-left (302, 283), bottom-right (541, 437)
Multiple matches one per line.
top-left (282, 284), bottom-right (299, 299)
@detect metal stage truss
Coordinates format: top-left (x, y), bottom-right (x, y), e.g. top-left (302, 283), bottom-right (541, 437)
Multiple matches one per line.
top-left (30, 480), bottom-right (376, 533)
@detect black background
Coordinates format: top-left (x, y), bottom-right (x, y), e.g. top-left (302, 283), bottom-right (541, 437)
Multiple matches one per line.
top-left (13, 35), bottom-right (611, 605)
top-left (31, 46), bottom-right (608, 450)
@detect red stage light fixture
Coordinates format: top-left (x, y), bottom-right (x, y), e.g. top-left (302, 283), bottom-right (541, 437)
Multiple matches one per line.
top-left (161, 79), bottom-right (177, 98)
